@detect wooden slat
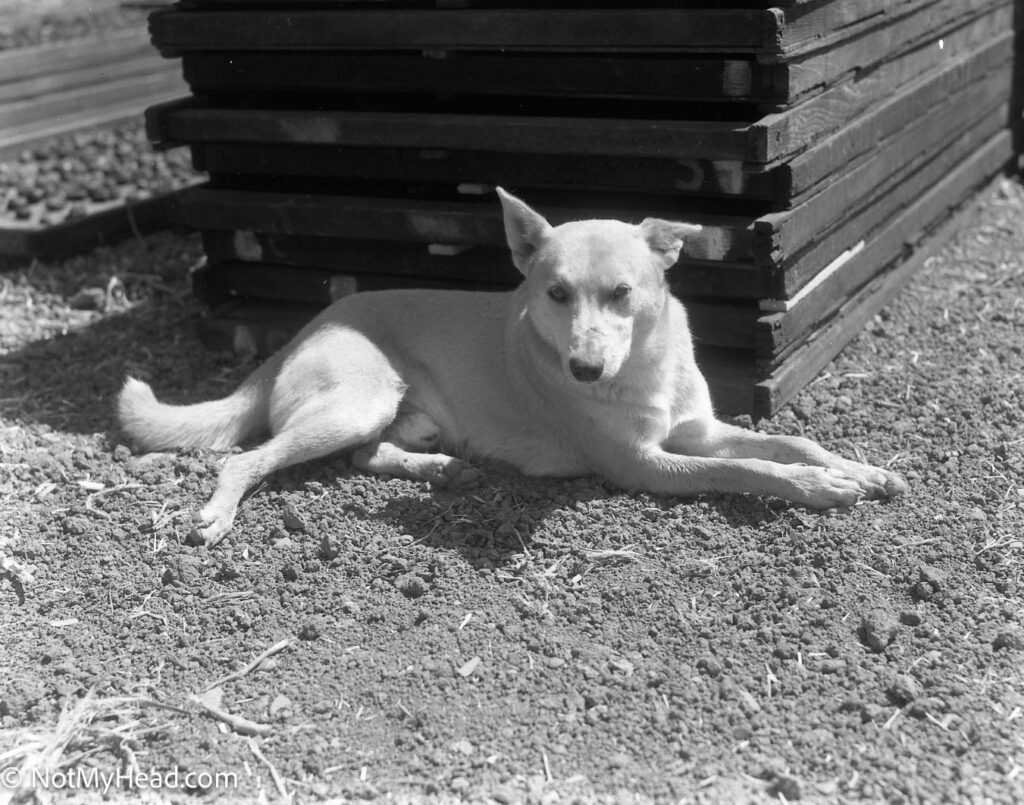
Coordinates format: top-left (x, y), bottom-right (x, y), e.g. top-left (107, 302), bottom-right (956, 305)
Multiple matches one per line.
top-left (199, 231), bottom-right (767, 301)
top-left (183, 51), bottom-right (778, 103)
top-left (193, 259), bottom-right (758, 350)
top-left (149, 9), bottom-right (779, 54)
top-left (755, 66), bottom-right (1011, 265)
top-left (193, 144), bottom-right (783, 201)
top-left (171, 188), bottom-right (755, 262)
top-left (147, 100), bottom-right (762, 163)
top-left (769, 103), bottom-right (1009, 298)
top-left (782, 0), bottom-right (1008, 96)
top-left (755, 3), bottom-right (1013, 166)
top-left (755, 129), bottom-right (1013, 362)
top-left (0, 52), bottom-right (175, 105)
top-left (753, 171), bottom-right (1001, 418)
top-left (0, 28), bottom-right (156, 84)
top-left (1, 71), bottom-right (187, 131)
top-left (0, 190), bottom-right (187, 259)
top-left (782, 30), bottom-right (1014, 199)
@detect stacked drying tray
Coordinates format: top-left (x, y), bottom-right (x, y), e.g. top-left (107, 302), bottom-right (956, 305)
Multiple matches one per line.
top-left (145, 0), bottom-right (1019, 418)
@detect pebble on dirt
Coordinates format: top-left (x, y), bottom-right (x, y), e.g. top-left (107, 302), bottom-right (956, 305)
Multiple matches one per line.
top-left (282, 503), bottom-right (307, 533)
top-left (859, 609), bottom-right (899, 652)
top-left (992, 627), bottom-right (1024, 652)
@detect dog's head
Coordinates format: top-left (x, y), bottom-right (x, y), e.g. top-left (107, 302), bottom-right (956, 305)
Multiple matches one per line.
top-left (497, 187), bottom-right (701, 385)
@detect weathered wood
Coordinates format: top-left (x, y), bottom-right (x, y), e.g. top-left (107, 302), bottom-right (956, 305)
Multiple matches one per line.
top-left (193, 143), bottom-right (782, 201)
top-left (769, 105), bottom-right (1009, 298)
top-left (755, 129), bottom-right (1012, 361)
top-left (782, 0), bottom-right (1008, 97)
top-left (0, 190), bottom-right (186, 259)
top-left (183, 51), bottom-right (779, 103)
top-left (192, 258), bottom-right (759, 350)
top-left (781, 31), bottom-right (1014, 199)
top-left (147, 100), bottom-right (761, 162)
top-left (172, 188), bottom-right (755, 262)
top-left (754, 3), bottom-right (1013, 166)
top-left (755, 67), bottom-right (1011, 264)
top-left (1, 71), bottom-right (185, 131)
top-left (0, 28), bottom-right (156, 85)
top-left (150, 9), bottom-right (779, 54)
top-left (199, 230), bottom-right (767, 301)
top-left (753, 172), bottom-right (999, 418)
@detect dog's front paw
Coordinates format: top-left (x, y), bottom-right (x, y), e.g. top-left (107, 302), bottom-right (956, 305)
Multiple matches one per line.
top-left (787, 466), bottom-right (867, 510)
top-left (430, 457), bottom-right (481, 490)
top-left (189, 503), bottom-right (237, 547)
top-left (838, 460), bottom-right (908, 500)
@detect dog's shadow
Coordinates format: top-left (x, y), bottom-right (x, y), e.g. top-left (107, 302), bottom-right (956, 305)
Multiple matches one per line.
top-left (367, 462), bottom-right (783, 572)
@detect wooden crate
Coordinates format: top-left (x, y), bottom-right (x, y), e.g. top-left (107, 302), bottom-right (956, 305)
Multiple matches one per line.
top-left (144, 0), bottom-right (1020, 417)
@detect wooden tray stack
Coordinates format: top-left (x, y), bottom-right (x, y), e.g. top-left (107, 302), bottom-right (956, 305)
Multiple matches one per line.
top-left (145, 0), bottom-right (1019, 418)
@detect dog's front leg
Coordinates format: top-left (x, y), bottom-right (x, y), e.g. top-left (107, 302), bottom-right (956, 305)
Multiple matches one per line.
top-left (620, 443), bottom-right (885, 510)
top-left (663, 419), bottom-right (906, 500)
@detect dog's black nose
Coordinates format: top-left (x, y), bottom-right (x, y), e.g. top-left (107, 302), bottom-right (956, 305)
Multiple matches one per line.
top-left (569, 358), bottom-right (604, 382)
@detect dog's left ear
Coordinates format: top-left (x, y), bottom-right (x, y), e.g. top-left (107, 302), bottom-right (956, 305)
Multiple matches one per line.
top-left (640, 219), bottom-right (703, 267)
top-left (496, 187), bottom-right (553, 274)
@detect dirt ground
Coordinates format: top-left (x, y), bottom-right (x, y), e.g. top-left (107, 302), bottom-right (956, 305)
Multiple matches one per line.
top-left (1, 173), bottom-right (1023, 804)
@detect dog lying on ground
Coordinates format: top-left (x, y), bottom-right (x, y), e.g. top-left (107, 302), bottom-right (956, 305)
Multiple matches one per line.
top-left (118, 188), bottom-right (906, 544)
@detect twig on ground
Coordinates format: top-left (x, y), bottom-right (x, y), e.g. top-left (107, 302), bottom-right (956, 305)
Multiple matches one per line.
top-left (205, 637), bottom-right (296, 691)
top-left (248, 737), bottom-right (291, 802)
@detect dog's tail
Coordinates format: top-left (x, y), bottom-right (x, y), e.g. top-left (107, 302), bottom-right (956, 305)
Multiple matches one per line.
top-left (117, 372), bottom-right (269, 452)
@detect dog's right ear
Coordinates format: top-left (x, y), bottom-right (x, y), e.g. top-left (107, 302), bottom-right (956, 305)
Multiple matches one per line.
top-left (496, 187), bottom-right (553, 274)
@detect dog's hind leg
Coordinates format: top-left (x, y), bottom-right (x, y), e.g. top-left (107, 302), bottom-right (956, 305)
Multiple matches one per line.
top-left (351, 412), bottom-right (480, 488)
top-left (193, 389), bottom-right (401, 545)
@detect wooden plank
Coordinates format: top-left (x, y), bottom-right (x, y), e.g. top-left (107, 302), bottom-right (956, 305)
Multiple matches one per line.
top-left (753, 171), bottom-right (1000, 418)
top-left (769, 104), bottom-right (1009, 298)
top-left (171, 188), bottom-right (755, 262)
top-left (149, 9), bottom-right (779, 54)
top-left (782, 0), bottom-right (1008, 96)
top-left (193, 144), bottom-right (782, 201)
top-left (199, 230), bottom-right (767, 300)
top-left (0, 70), bottom-right (187, 131)
top-left (782, 30), bottom-right (1014, 198)
top-left (192, 259), bottom-right (758, 350)
top-left (147, 100), bottom-right (760, 162)
top-left (756, 66), bottom-right (1011, 264)
top-left (0, 189), bottom-right (186, 259)
top-left (0, 52), bottom-right (175, 105)
top-left (191, 298), bottom-right (756, 416)
top-left (755, 3), bottom-right (1014, 166)
top-left (0, 28), bottom-right (156, 84)
top-left (183, 51), bottom-right (779, 103)
top-left (755, 129), bottom-right (1013, 362)
top-left (0, 90), bottom-right (188, 162)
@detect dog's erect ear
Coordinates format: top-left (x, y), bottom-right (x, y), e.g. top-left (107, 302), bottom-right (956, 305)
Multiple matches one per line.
top-left (640, 218), bottom-right (703, 267)
top-left (496, 187), bottom-right (553, 273)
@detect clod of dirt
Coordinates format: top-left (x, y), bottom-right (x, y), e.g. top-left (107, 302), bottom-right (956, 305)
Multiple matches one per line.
top-left (161, 555), bottom-right (203, 587)
top-left (886, 673), bottom-right (923, 704)
top-left (911, 580), bottom-right (936, 602)
top-left (319, 535), bottom-right (341, 561)
top-left (769, 773), bottom-right (803, 800)
top-left (899, 610), bottom-right (922, 626)
top-left (269, 693), bottom-right (293, 720)
top-left (394, 572), bottom-right (429, 599)
top-left (917, 564), bottom-right (947, 591)
top-left (298, 618), bottom-right (326, 641)
top-left (859, 609), bottom-right (899, 652)
top-left (281, 564), bottom-right (299, 582)
top-left (992, 628), bottom-right (1024, 652)
top-left (282, 503), bottom-right (307, 533)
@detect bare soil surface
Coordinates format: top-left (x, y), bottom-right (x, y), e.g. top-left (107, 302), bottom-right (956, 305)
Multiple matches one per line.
top-left (1, 178), bottom-right (1023, 805)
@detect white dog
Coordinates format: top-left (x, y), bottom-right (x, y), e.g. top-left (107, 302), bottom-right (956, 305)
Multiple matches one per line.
top-left (119, 188), bottom-right (905, 543)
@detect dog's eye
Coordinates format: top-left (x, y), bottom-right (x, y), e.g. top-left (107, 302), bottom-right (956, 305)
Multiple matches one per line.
top-left (611, 284), bottom-right (632, 301)
top-left (547, 286), bottom-right (568, 303)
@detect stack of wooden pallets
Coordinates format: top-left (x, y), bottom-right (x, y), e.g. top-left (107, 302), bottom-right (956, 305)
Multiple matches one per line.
top-left (145, 0), bottom-right (1019, 418)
